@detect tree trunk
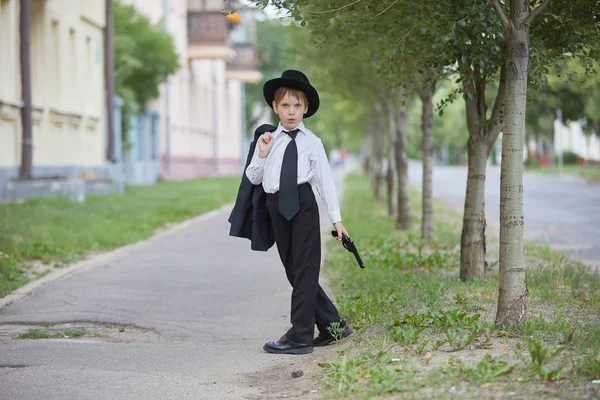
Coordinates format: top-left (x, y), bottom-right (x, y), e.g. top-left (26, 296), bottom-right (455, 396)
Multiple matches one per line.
top-left (460, 137), bottom-right (488, 280)
top-left (362, 132), bottom-right (373, 180)
top-left (105, 0), bottom-right (116, 163)
top-left (535, 134), bottom-right (542, 167)
top-left (420, 84), bottom-right (434, 240)
top-left (395, 97), bottom-right (410, 230)
top-left (387, 98), bottom-right (398, 216)
top-left (372, 109), bottom-right (385, 202)
top-left (495, 1), bottom-right (532, 328)
top-left (458, 59), bottom-right (506, 281)
top-left (19, 0), bottom-right (33, 180)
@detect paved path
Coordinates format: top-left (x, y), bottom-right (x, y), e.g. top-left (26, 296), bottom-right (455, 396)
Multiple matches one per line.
top-left (0, 169), bottom-right (348, 400)
top-left (408, 161), bottom-right (600, 268)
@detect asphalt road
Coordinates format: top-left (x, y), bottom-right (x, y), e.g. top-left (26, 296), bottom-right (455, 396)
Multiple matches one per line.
top-left (408, 160), bottom-right (600, 268)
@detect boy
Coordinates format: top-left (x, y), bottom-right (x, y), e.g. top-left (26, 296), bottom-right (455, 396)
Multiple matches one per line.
top-left (245, 70), bottom-right (353, 354)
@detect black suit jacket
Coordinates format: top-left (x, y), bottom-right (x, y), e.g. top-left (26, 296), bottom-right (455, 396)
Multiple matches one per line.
top-left (228, 124), bottom-right (276, 251)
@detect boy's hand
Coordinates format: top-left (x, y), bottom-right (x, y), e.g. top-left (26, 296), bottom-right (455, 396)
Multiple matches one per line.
top-left (333, 222), bottom-right (349, 241)
top-left (258, 132), bottom-right (274, 158)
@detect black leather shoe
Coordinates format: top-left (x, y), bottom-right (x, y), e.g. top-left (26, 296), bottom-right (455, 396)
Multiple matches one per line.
top-left (263, 335), bottom-right (313, 355)
top-left (313, 324), bottom-right (353, 347)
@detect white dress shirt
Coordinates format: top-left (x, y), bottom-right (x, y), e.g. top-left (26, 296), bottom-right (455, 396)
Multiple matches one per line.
top-left (245, 122), bottom-right (342, 224)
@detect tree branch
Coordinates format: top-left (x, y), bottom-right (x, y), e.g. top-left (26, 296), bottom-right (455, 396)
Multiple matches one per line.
top-left (306, 0), bottom-right (362, 14)
top-left (370, 0), bottom-right (399, 21)
top-left (489, 0), bottom-right (511, 32)
top-left (458, 60), bottom-right (480, 138)
top-left (524, 0), bottom-right (552, 25)
top-left (474, 65), bottom-right (486, 120)
top-left (486, 64), bottom-right (507, 149)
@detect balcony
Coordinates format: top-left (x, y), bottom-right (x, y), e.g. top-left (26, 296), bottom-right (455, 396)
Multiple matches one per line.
top-left (226, 43), bottom-right (261, 82)
top-left (186, 5), bottom-right (262, 83)
top-left (187, 12), bottom-right (228, 45)
top-left (228, 43), bottom-right (256, 70)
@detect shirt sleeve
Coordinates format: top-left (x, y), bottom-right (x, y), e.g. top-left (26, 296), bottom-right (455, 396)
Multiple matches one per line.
top-left (309, 139), bottom-right (342, 224)
top-left (245, 143), bottom-right (267, 185)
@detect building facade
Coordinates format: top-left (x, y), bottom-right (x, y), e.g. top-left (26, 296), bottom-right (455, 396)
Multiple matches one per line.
top-left (0, 0), bottom-right (260, 196)
top-left (126, 0), bottom-right (261, 180)
top-left (0, 0), bottom-right (109, 191)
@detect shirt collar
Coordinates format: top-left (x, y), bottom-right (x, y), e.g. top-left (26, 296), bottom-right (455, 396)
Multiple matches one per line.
top-left (275, 121), bottom-right (307, 138)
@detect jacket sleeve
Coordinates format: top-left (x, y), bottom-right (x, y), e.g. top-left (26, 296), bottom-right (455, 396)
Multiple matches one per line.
top-left (228, 138), bottom-right (259, 235)
top-left (228, 124), bottom-right (277, 233)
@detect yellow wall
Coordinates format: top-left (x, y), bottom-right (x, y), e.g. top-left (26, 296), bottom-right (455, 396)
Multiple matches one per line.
top-left (0, 0), bottom-right (106, 168)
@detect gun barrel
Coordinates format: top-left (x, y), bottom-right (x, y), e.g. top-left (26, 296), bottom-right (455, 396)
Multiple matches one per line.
top-left (353, 251), bottom-right (365, 269)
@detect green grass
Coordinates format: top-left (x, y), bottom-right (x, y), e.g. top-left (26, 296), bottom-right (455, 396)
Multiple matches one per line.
top-left (0, 176), bottom-right (240, 297)
top-left (17, 329), bottom-right (52, 339)
top-left (526, 164), bottom-right (600, 182)
top-left (17, 328), bottom-right (87, 339)
top-left (320, 172), bottom-right (600, 398)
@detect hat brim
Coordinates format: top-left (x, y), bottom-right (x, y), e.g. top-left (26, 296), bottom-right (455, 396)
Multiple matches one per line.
top-left (263, 78), bottom-right (320, 118)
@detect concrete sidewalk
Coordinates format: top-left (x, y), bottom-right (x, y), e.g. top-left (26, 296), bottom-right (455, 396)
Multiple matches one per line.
top-left (0, 168), bottom-right (349, 400)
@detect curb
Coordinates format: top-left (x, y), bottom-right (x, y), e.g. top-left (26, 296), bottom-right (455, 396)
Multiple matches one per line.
top-left (0, 203), bottom-right (234, 311)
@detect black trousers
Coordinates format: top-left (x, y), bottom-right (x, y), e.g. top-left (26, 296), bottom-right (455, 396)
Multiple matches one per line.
top-left (266, 183), bottom-right (342, 344)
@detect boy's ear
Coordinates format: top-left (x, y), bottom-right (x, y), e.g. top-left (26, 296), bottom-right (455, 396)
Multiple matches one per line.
top-left (272, 100), bottom-right (278, 111)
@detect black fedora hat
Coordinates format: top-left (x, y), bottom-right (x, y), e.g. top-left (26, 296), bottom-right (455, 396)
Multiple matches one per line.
top-left (263, 70), bottom-right (320, 118)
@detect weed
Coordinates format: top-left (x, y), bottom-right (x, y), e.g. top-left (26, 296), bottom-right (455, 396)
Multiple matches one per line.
top-left (63, 329), bottom-right (86, 338)
top-left (415, 338), bottom-right (429, 355)
top-left (17, 329), bottom-right (51, 339)
top-left (520, 338), bottom-right (565, 381)
top-left (445, 328), bottom-right (479, 351)
top-left (17, 327), bottom-right (87, 340)
top-left (573, 353), bottom-right (600, 379)
top-left (319, 347), bottom-right (415, 396)
top-left (453, 354), bottom-right (514, 385)
top-left (403, 309), bottom-right (481, 331)
top-left (390, 325), bottom-right (424, 346)
top-left (327, 322), bottom-right (345, 342)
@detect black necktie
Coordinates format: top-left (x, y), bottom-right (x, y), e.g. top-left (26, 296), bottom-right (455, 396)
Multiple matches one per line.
top-left (279, 129), bottom-right (300, 220)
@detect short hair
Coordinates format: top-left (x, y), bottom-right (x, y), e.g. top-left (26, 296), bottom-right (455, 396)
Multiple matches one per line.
top-left (274, 87), bottom-right (308, 105)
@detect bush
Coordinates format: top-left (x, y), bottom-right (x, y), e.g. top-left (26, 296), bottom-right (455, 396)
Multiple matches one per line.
top-left (561, 151), bottom-right (580, 165)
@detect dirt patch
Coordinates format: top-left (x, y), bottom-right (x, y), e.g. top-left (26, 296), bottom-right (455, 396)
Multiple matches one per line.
top-left (0, 322), bottom-right (182, 344)
top-left (241, 343), bottom-right (344, 399)
top-left (20, 260), bottom-right (57, 280)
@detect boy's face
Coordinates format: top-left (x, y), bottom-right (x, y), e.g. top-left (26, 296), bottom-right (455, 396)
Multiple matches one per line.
top-left (272, 92), bottom-right (308, 131)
